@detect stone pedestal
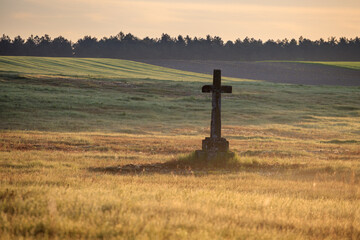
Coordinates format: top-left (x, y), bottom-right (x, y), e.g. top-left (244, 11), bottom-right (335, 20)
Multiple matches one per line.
top-left (202, 137), bottom-right (229, 152)
top-left (195, 137), bottom-right (230, 160)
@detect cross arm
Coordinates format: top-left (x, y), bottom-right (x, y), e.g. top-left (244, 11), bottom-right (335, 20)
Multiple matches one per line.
top-left (202, 85), bottom-right (232, 93)
top-left (221, 86), bottom-right (232, 93)
top-left (202, 85), bottom-right (213, 92)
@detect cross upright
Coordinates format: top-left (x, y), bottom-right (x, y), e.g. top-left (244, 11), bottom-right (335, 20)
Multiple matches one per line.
top-left (198, 69), bottom-right (232, 155)
top-left (202, 69), bottom-right (232, 140)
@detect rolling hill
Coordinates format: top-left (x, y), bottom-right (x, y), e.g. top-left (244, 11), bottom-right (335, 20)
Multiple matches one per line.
top-left (0, 56), bottom-right (359, 133)
top-left (138, 59), bottom-right (360, 86)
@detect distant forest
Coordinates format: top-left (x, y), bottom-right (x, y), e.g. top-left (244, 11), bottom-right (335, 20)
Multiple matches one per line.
top-left (1, 32), bottom-right (360, 61)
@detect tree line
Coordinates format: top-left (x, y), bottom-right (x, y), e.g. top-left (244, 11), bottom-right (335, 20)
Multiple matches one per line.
top-left (1, 32), bottom-right (360, 61)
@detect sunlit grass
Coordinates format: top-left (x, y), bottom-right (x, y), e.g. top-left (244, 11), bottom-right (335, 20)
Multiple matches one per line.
top-left (0, 56), bottom-right (244, 82)
top-left (0, 130), bottom-right (359, 239)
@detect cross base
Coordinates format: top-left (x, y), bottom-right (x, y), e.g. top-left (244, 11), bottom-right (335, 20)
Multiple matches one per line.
top-left (195, 150), bottom-right (231, 161)
top-left (202, 137), bottom-right (229, 152)
top-left (195, 137), bottom-right (230, 161)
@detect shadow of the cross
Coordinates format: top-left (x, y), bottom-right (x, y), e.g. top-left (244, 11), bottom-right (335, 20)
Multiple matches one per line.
top-left (88, 157), bottom-right (306, 176)
top-left (88, 163), bottom-right (200, 176)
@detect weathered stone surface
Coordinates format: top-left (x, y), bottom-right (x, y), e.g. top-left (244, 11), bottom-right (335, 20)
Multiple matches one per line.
top-left (202, 137), bottom-right (229, 152)
top-left (202, 69), bottom-right (232, 140)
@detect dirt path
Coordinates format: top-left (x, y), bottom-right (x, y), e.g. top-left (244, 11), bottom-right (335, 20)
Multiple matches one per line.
top-left (138, 60), bottom-right (360, 86)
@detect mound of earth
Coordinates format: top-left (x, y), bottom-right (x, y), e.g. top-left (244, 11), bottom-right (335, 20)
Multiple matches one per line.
top-left (138, 60), bottom-right (360, 86)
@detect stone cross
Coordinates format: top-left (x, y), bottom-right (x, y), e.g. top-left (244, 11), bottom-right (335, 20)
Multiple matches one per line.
top-left (196, 69), bottom-right (232, 158)
top-left (202, 69), bottom-right (232, 140)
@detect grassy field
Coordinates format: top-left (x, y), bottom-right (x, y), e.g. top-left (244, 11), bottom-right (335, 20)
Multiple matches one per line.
top-left (0, 56), bottom-right (360, 239)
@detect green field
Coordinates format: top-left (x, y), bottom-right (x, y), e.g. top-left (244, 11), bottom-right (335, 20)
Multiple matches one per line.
top-left (1, 56), bottom-right (359, 132)
top-left (0, 56), bottom-right (360, 239)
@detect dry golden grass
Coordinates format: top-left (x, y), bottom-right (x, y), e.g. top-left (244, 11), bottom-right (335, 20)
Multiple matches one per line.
top-left (1, 122), bottom-right (359, 239)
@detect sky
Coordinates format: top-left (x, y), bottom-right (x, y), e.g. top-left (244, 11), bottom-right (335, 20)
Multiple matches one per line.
top-left (0, 0), bottom-right (359, 42)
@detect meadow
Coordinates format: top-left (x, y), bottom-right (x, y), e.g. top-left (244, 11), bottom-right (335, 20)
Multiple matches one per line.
top-left (0, 56), bottom-right (359, 239)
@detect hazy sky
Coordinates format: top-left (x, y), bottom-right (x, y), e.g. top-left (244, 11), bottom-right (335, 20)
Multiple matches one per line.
top-left (1, 0), bottom-right (359, 41)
